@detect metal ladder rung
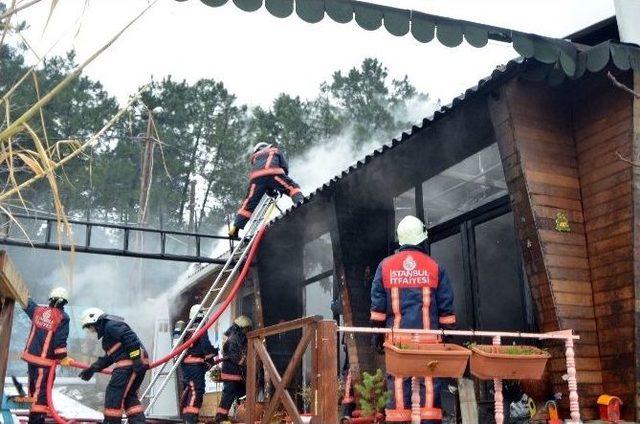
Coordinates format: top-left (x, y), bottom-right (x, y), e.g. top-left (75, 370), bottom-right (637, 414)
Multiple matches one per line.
top-left (143, 195), bottom-right (275, 414)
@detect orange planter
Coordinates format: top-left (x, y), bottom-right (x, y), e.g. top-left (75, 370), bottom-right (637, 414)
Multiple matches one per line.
top-left (384, 342), bottom-right (471, 378)
top-left (470, 345), bottom-right (550, 380)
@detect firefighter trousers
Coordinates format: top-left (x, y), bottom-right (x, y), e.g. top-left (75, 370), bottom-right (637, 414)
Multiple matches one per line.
top-left (216, 380), bottom-right (246, 417)
top-left (103, 366), bottom-right (147, 423)
top-left (386, 375), bottom-right (442, 424)
top-left (28, 364), bottom-right (50, 424)
top-left (234, 175), bottom-right (303, 229)
top-left (180, 364), bottom-right (206, 423)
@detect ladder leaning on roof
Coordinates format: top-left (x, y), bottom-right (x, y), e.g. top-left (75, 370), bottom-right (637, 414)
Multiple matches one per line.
top-left (141, 194), bottom-right (277, 415)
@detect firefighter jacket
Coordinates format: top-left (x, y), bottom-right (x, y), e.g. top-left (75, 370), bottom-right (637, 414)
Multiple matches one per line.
top-left (183, 328), bottom-right (218, 366)
top-left (220, 324), bottom-right (247, 382)
top-left (90, 316), bottom-right (148, 371)
top-left (22, 298), bottom-right (70, 366)
top-left (250, 146), bottom-right (289, 180)
top-left (370, 246), bottom-right (456, 343)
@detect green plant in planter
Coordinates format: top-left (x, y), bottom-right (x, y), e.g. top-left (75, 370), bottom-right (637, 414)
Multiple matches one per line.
top-left (355, 369), bottom-right (390, 422)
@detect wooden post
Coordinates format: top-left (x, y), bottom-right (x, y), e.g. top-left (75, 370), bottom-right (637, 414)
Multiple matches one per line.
top-left (246, 334), bottom-right (257, 424)
top-left (0, 297), bottom-right (15, 400)
top-left (564, 336), bottom-right (581, 423)
top-left (492, 336), bottom-right (504, 424)
top-left (315, 320), bottom-right (337, 424)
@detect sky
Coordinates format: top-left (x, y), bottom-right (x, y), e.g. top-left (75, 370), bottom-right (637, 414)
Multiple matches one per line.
top-left (14, 0), bottom-right (615, 109)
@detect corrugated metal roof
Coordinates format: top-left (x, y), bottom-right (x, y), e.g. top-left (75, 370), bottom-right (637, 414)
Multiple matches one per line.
top-left (269, 57), bottom-right (525, 224)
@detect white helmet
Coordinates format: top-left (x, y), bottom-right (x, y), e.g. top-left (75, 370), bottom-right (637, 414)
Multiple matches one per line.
top-left (234, 315), bottom-right (252, 329)
top-left (49, 287), bottom-right (69, 302)
top-left (189, 304), bottom-right (204, 320)
top-left (253, 142), bottom-right (271, 153)
top-left (397, 215), bottom-right (428, 246)
top-left (80, 307), bottom-right (105, 328)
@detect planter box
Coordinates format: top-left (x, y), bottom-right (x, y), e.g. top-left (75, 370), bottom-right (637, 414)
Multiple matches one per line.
top-left (470, 345), bottom-right (550, 380)
top-left (384, 342), bottom-right (471, 378)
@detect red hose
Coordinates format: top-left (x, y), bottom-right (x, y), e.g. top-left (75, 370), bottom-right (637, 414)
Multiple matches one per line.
top-left (147, 225), bottom-right (266, 368)
top-left (47, 225), bottom-right (267, 423)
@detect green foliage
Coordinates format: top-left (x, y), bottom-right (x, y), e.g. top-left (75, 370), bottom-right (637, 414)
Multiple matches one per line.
top-left (354, 369), bottom-right (390, 420)
top-left (1, 12), bottom-right (432, 232)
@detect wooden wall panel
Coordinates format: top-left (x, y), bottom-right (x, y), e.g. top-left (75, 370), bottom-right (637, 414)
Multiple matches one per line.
top-left (488, 79), bottom-right (603, 420)
top-left (573, 71), bottom-right (636, 421)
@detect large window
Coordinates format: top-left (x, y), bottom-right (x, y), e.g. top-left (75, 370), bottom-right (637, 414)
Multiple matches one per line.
top-left (428, 203), bottom-right (530, 332)
top-left (422, 144), bottom-right (507, 227)
top-left (301, 233), bottom-right (335, 387)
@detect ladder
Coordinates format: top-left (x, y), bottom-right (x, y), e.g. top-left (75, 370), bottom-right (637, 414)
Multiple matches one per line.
top-left (142, 194), bottom-right (277, 414)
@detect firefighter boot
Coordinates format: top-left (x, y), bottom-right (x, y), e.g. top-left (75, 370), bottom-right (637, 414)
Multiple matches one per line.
top-left (28, 413), bottom-right (45, 424)
top-left (292, 192), bottom-right (304, 205)
top-left (212, 413), bottom-right (229, 424)
top-left (183, 413), bottom-right (198, 424)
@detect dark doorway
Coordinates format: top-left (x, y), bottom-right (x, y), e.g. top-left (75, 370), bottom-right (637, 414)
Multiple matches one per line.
top-left (429, 197), bottom-right (531, 332)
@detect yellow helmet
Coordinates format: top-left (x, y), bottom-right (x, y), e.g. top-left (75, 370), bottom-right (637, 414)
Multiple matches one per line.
top-left (234, 315), bottom-right (252, 329)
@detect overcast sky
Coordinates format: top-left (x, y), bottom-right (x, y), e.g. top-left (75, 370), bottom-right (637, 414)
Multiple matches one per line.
top-left (15, 0), bottom-right (614, 108)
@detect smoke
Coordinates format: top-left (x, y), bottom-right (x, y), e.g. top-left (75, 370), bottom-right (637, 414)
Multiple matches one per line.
top-left (286, 94), bottom-right (441, 206)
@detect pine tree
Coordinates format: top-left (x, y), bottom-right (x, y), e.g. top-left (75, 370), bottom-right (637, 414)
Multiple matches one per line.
top-left (354, 369), bottom-right (390, 422)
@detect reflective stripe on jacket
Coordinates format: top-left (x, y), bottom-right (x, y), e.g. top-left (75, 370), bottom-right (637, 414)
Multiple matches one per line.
top-left (249, 147), bottom-right (288, 180)
top-left (91, 317), bottom-right (147, 371)
top-left (22, 298), bottom-right (69, 365)
top-left (370, 247), bottom-right (456, 340)
top-left (221, 324), bottom-right (247, 381)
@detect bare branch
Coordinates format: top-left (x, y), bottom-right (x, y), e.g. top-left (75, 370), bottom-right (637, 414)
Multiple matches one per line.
top-left (616, 150), bottom-right (640, 167)
top-left (607, 71), bottom-right (640, 99)
top-left (0, 0), bottom-right (44, 21)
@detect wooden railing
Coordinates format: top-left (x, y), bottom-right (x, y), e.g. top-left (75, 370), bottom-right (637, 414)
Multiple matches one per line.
top-left (246, 316), bottom-right (337, 424)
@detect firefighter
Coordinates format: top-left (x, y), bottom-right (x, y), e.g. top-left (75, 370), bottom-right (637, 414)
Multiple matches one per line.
top-left (180, 304), bottom-right (219, 424)
top-left (21, 287), bottom-right (71, 424)
top-left (213, 315), bottom-right (252, 423)
top-left (228, 142), bottom-right (304, 237)
top-left (78, 308), bottom-right (149, 423)
top-left (370, 215), bottom-right (456, 424)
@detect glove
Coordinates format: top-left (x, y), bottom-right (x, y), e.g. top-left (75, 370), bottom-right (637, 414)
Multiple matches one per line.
top-left (79, 367), bottom-right (96, 381)
top-left (371, 334), bottom-right (384, 354)
top-left (59, 357), bottom-right (73, 367)
top-left (132, 358), bottom-right (147, 375)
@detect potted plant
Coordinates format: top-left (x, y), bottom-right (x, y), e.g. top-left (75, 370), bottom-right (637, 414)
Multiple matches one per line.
top-left (469, 344), bottom-right (551, 380)
top-left (384, 341), bottom-right (471, 378)
top-left (351, 369), bottom-right (389, 423)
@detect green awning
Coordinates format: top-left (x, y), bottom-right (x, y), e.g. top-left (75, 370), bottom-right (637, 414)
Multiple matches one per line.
top-left (183, 0), bottom-right (640, 79)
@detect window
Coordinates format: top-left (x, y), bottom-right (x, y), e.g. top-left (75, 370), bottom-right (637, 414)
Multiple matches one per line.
top-left (393, 187), bottom-right (416, 231)
top-left (422, 144), bottom-right (507, 227)
top-left (303, 233), bottom-right (333, 280)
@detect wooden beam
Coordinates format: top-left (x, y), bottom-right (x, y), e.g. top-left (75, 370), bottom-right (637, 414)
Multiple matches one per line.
top-left (0, 297), bottom-right (15, 400)
top-left (315, 320), bottom-right (338, 424)
top-left (256, 325), bottom-right (314, 424)
top-left (247, 315), bottom-right (321, 338)
top-left (246, 333), bottom-right (257, 424)
top-left (0, 251), bottom-right (28, 307)
top-left (632, 70), bottom-right (640, 422)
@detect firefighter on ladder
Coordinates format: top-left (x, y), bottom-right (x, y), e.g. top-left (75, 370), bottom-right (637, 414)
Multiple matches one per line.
top-left (78, 308), bottom-right (149, 423)
top-left (214, 315), bottom-right (252, 423)
top-left (180, 304), bottom-right (219, 424)
top-left (228, 142), bottom-right (304, 238)
top-left (21, 287), bottom-right (71, 424)
top-left (370, 216), bottom-right (456, 424)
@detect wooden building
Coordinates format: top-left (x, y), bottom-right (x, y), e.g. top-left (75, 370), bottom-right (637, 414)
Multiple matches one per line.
top-left (173, 18), bottom-right (640, 421)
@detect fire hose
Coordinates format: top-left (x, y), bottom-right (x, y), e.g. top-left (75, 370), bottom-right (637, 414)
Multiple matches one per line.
top-left (44, 225), bottom-right (267, 424)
